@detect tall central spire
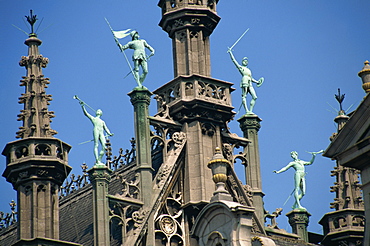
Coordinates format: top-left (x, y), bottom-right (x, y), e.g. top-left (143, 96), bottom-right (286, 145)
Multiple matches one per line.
top-left (158, 0), bottom-right (220, 77)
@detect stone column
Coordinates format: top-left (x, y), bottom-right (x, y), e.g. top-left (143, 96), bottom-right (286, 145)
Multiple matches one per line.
top-left (88, 164), bottom-right (112, 246)
top-left (128, 87), bottom-right (154, 246)
top-left (286, 209), bottom-right (311, 242)
top-left (128, 87), bottom-right (153, 206)
top-left (237, 114), bottom-right (264, 226)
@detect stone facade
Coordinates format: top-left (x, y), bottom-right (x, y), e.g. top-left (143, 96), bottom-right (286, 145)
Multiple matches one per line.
top-left (1, 2), bottom-right (368, 246)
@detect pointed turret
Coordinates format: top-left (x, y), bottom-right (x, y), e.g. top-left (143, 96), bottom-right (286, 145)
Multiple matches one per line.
top-left (320, 89), bottom-right (364, 245)
top-left (2, 11), bottom-right (79, 245)
top-left (16, 10), bottom-right (57, 139)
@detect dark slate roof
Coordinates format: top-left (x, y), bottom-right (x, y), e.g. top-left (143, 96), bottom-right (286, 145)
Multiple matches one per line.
top-left (0, 224), bottom-right (17, 245)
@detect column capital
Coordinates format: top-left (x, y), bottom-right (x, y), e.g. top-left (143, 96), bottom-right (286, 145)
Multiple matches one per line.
top-left (87, 164), bottom-right (112, 184)
top-left (237, 114), bottom-right (262, 132)
top-left (286, 209), bottom-right (311, 242)
top-left (128, 87), bottom-right (153, 106)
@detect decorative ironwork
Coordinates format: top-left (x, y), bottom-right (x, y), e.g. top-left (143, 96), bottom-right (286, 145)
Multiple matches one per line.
top-left (59, 163), bottom-right (89, 198)
top-left (25, 10), bottom-right (38, 34)
top-left (0, 200), bottom-right (17, 230)
top-left (106, 138), bottom-right (136, 171)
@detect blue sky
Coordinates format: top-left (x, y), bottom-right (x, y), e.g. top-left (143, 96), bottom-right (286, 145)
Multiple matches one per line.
top-left (1, 0), bottom-right (369, 235)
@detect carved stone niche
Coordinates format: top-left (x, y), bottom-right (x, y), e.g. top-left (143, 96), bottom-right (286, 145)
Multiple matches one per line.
top-left (192, 201), bottom-right (255, 246)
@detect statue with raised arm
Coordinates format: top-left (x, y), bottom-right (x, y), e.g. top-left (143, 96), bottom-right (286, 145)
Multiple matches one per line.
top-left (227, 48), bottom-right (264, 115)
top-left (119, 31), bottom-right (155, 87)
top-left (75, 96), bottom-right (113, 165)
top-left (273, 150), bottom-right (323, 210)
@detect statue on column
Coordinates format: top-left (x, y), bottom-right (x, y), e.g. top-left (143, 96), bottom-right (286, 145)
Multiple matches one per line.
top-left (227, 28), bottom-right (264, 115)
top-left (228, 48), bottom-right (264, 115)
top-left (120, 31), bottom-right (155, 87)
top-left (273, 150), bottom-right (323, 210)
top-left (105, 19), bottom-right (155, 88)
top-left (74, 95), bottom-right (113, 165)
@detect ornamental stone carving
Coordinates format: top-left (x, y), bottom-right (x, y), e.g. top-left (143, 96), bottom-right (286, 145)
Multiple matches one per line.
top-left (172, 132), bottom-right (186, 149)
top-left (117, 173), bottom-right (140, 199)
top-left (201, 123), bottom-right (215, 137)
top-left (155, 192), bottom-right (184, 246)
top-left (288, 213), bottom-right (310, 224)
top-left (158, 216), bottom-right (176, 235)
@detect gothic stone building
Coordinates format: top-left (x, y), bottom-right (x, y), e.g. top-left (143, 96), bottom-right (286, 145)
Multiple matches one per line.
top-left (0, 1), bottom-right (367, 246)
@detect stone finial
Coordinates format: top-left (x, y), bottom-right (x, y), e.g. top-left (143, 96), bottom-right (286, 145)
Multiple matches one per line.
top-left (207, 147), bottom-right (232, 201)
top-left (358, 60), bottom-right (370, 93)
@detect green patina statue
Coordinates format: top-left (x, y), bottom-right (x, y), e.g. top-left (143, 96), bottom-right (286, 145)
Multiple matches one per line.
top-left (120, 31), bottom-right (155, 87)
top-left (76, 96), bottom-right (113, 165)
top-left (227, 48), bottom-right (264, 115)
top-left (105, 19), bottom-right (155, 88)
top-left (273, 150), bottom-right (323, 210)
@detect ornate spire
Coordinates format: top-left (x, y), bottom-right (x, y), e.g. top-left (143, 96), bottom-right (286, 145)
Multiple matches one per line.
top-left (329, 89), bottom-right (363, 210)
top-left (319, 88), bottom-right (365, 245)
top-left (1, 12), bottom-right (74, 243)
top-left (16, 11), bottom-right (57, 139)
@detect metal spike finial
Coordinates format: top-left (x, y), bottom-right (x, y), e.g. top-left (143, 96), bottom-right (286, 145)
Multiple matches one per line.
top-left (334, 88), bottom-right (345, 114)
top-left (25, 10), bottom-right (38, 35)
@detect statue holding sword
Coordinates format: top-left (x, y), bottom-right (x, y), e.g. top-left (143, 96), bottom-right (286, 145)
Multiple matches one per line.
top-left (227, 28), bottom-right (264, 115)
top-left (74, 95), bottom-right (113, 165)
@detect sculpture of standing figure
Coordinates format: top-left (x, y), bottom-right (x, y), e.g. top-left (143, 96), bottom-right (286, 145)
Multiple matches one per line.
top-left (227, 48), bottom-right (264, 115)
top-left (273, 150), bottom-right (323, 210)
top-left (120, 31), bottom-right (155, 87)
top-left (78, 100), bottom-right (113, 165)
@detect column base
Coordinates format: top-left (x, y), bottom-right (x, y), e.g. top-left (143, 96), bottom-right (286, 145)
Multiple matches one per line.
top-left (286, 209), bottom-right (311, 242)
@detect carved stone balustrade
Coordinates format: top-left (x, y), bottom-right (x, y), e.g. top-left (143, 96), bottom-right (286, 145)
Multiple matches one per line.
top-left (158, 0), bottom-right (219, 31)
top-left (2, 138), bottom-right (72, 189)
top-left (153, 74), bottom-right (235, 124)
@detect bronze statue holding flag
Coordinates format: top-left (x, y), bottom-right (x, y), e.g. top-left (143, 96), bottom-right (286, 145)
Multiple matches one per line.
top-left (105, 18), bottom-right (155, 88)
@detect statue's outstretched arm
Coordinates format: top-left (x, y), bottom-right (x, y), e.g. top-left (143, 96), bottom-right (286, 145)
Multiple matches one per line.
top-left (273, 163), bottom-right (292, 174)
top-left (306, 155), bottom-right (317, 166)
top-left (305, 150), bottom-right (323, 165)
top-left (81, 104), bottom-right (93, 121)
top-left (227, 48), bottom-right (239, 68)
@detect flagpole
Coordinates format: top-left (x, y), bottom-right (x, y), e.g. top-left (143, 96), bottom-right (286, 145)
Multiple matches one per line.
top-left (104, 18), bottom-right (138, 83)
